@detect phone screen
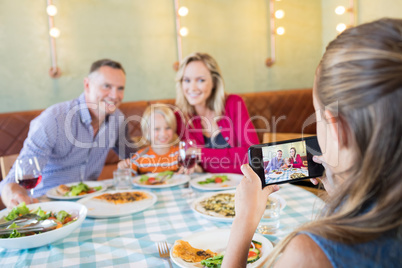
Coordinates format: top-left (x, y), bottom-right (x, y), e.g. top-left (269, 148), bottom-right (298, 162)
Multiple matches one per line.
top-left (248, 136), bottom-right (324, 187)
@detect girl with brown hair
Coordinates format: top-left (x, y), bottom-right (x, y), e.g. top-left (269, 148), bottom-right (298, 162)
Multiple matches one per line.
top-left (223, 18), bottom-right (402, 267)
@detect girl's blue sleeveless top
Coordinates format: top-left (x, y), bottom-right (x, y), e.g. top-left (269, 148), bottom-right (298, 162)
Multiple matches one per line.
top-left (302, 231), bottom-right (401, 268)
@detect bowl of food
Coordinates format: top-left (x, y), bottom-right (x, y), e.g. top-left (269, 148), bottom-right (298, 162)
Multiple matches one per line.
top-left (0, 201), bottom-right (87, 249)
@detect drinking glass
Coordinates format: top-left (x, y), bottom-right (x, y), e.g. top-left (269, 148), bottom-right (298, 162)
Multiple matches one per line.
top-left (15, 156), bottom-right (42, 200)
top-left (178, 140), bottom-right (197, 169)
top-left (256, 197), bottom-right (281, 234)
top-left (113, 169), bottom-right (132, 190)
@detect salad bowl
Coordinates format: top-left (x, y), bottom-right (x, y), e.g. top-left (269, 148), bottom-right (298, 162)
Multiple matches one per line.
top-left (0, 202), bottom-right (87, 249)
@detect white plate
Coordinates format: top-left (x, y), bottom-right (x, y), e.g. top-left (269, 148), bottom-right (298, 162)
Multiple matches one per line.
top-left (77, 190), bottom-right (157, 218)
top-left (170, 228), bottom-right (273, 268)
top-left (191, 190), bottom-right (286, 222)
top-left (46, 181), bottom-right (107, 200)
top-left (190, 173), bottom-right (243, 191)
top-left (132, 173), bottom-right (190, 189)
top-left (0, 202), bottom-right (87, 249)
top-left (268, 172), bottom-right (284, 179)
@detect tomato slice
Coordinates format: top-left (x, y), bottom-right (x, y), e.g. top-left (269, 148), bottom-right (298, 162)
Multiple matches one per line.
top-left (214, 177), bottom-right (223, 183)
top-left (148, 177), bottom-right (156, 184)
top-left (248, 250), bottom-right (258, 258)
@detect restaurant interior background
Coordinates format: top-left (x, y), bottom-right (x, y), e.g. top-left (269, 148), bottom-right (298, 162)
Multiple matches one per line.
top-left (0, 0), bottom-right (400, 114)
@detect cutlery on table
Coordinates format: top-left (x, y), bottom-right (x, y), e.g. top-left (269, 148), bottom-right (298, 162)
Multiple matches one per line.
top-left (157, 241), bottom-right (173, 268)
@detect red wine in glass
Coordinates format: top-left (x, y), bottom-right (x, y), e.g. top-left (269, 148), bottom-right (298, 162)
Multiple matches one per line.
top-left (15, 156), bottom-right (42, 200)
top-left (17, 175), bottom-right (42, 190)
top-left (178, 155), bottom-right (197, 169)
top-left (178, 140), bottom-right (197, 169)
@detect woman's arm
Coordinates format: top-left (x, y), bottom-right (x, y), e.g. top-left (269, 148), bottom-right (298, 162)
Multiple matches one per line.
top-left (222, 165), bottom-right (279, 267)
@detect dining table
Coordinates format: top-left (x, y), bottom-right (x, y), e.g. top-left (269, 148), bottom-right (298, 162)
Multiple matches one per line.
top-left (0, 174), bottom-right (325, 268)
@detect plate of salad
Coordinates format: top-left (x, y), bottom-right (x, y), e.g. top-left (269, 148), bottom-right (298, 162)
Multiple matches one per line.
top-left (46, 181), bottom-right (106, 200)
top-left (132, 171), bottom-right (190, 189)
top-left (170, 228), bottom-right (273, 268)
top-left (190, 173), bottom-right (243, 191)
top-left (0, 201), bottom-right (87, 249)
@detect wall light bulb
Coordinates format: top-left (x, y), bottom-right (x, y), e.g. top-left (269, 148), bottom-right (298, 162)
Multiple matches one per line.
top-left (46, 5), bottom-right (58, 16)
top-left (275, 10), bottom-right (285, 19)
top-left (276, 27), bottom-right (285, 35)
top-left (179, 27), bottom-right (189, 36)
top-left (335, 6), bottom-right (346, 15)
top-left (178, 6), bottom-right (189, 17)
top-left (49, 27), bottom-right (60, 38)
top-left (336, 23), bottom-right (347, 32)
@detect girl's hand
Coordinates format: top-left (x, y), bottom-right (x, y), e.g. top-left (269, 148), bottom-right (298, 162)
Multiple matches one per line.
top-left (117, 159), bottom-right (131, 169)
top-left (222, 165), bottom-right (279, 268)
top-left (235, 164), bottom-right (279, 226)
top-left (311, 155), bottom-right (334, 194)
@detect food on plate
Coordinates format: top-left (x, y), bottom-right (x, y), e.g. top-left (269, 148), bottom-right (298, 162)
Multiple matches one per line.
top-left (198, 175), bottom-right (229, 185)
top-left (94, 191), bottom-right (149, 204)
top-left (196, 193), bottom-right (281, 218)
top-left (172, 240), bottom-right (217, 262)
top-left (0, 203), bottom-right (76, 239)
top-left (56, 182), bottom-right (102, 197)
top-left (274, 171), bottom-right (283, 175)
top-left (201, 255), bottom-right (224, 267)
top-left (290, 172), bottom-right (307, 180)
top-left (139, 171), bottom-right (174, 185)
top-left (199, 193), bottom-right (235, 217)
top-left (200, 240), bottom-right (262, 267)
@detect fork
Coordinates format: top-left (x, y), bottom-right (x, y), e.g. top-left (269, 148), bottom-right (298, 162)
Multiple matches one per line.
top-left (157, 241), bottom-right (173, 268)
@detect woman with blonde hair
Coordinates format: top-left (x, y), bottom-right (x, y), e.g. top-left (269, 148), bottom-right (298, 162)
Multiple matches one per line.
top-left (175, 52), bottom-right (259, 173)
top-left (223, 18), bottom-right (402, 267)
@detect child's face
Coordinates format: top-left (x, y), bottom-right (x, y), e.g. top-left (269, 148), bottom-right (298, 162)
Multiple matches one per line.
top-left (150, 113), bottom-right (174, 146)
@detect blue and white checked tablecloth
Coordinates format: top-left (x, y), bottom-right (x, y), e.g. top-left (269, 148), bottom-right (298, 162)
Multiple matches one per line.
top-left (0, 180), bottom-right (324, 268)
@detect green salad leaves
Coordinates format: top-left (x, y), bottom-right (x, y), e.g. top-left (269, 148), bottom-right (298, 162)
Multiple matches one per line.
top-left (4, 202), bottom-right (30, 221)
top-left (139, 171), bottom-right (174, 183)
top-left (201, 255), bottom-right (224, 268)
top-left (198, 175), bottom-right (228, 185)
top-left (0, 202), bottom-right (73, 239)
top-left (67, 182), bottom-right (102, 196)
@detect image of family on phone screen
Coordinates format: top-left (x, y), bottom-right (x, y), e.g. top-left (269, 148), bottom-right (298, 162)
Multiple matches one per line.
top-left (263, 140), bottom-right (309, 184)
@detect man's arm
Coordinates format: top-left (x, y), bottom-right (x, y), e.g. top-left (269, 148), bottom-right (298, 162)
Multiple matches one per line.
top-left (113, 114), bottom-right (138, 159)
top-left (0, 109), bottom-right (57, 208)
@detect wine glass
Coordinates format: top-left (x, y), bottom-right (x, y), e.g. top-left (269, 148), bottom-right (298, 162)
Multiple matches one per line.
top-left (178, 140), bottom-right (197, 170)
top-left (15, 156), bottom-right (42, 200)
top-left (178, 140), bottom-right (198, 200)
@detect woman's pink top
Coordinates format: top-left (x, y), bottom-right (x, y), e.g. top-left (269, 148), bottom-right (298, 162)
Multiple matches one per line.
top-left (290, 154), bottom-right (304, 168)
top-left (175, 94), bottom-right (259, 174)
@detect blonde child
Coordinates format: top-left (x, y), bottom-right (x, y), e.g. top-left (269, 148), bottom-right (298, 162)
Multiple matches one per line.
top-left (118, 104), bottom-right (179, 175)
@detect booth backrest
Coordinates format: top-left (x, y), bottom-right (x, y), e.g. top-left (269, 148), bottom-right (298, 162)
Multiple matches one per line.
top-left (0, 88), bottom-right (315, 180)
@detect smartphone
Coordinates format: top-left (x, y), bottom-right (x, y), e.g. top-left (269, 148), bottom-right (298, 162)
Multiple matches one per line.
top-left (248, 136), bottom-right (324, 187)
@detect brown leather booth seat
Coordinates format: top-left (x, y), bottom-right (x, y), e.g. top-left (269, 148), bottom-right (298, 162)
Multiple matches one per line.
top-left (0, 88), bottom-right (315, 180)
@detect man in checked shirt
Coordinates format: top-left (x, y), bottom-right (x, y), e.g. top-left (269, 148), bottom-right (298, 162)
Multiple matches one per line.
top-left (0, 59), bottom-right (138, 209)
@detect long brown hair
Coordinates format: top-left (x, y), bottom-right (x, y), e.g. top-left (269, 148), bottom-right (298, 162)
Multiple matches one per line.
top-left (266, 18), bottom-right (402, 266)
